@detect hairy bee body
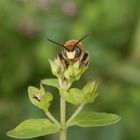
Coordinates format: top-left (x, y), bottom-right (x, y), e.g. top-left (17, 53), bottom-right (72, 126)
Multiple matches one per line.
top-left (58, 40), bottom-right (89, 67)
top-left (47, 34), bottom-right (89, 67)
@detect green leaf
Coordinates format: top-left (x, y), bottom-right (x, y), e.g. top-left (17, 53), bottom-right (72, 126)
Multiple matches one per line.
top-left (40, 92), bottom-right (53, 111)
top-left (83, 81), bottom-right (96, 93)
top-left (49, 59), bottom-right (61, 76)
top-left (71, 112), bottom-right (121, 127)
top-left (42, 79), bottom-right (59, 88)
top-left (60, 88), bottom-right (85, 105)
top-left (28, 85), bottom-right (53, 111)
top-left (28, 86), bottom-right (41, 107)
top-left (83, 81), bottom-right (98, 103)
top-left (7, 119), bottom-right (60, 138)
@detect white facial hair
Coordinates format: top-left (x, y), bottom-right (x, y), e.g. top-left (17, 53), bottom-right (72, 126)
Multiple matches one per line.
top-left (66, 51), bottom-right (76, 59)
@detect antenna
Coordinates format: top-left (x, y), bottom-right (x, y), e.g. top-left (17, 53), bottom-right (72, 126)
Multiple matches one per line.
top-left (47, 38), bottom-right (70, 51)
top-left (47, 38), bottom-right (65, 48)
top-left (74, 34), bottom-right (89, 46)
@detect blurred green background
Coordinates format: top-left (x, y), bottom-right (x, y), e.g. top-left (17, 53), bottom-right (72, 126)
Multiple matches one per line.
top-left (0, 0), bottom-right (140, 140)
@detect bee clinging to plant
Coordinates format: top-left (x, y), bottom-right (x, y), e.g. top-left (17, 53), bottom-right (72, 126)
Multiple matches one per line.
top-left (47, 34), bottom-right (89, 67)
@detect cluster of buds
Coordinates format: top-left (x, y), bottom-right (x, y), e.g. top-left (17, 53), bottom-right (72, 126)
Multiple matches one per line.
top-left (49, 56), bottom-right (88, 90)
top-left (47, 56), bottom-right (98, 105)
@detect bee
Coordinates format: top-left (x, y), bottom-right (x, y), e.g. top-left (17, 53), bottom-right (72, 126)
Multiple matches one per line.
top-left (47, 34), bottom-right (89, 67)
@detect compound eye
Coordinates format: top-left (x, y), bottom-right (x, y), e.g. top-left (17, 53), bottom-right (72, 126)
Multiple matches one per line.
top-left (75, 47), bottom-right (81, 57)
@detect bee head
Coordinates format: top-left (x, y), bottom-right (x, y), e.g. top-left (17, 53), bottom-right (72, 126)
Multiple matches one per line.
top-left (47, 34), bottom-right (88, 60)
top-left (63, 40), bottom-right (83, 59)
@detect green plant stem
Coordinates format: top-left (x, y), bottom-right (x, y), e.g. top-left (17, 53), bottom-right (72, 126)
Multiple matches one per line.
top-left (45, 111), bottom-right (60, 125)
top-left (67, 103), bottom-right (85, 126)
top-left (60, 96), bottom-right (67, 140)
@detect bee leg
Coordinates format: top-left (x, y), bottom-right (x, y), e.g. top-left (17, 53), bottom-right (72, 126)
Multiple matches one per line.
top-left (80, 52), bottom-right (89, 67)
top-left (58, 53), bottom-right (69, 68)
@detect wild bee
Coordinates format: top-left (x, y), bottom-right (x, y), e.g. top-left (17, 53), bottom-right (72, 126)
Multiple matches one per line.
top-left (47, 34), bottom-right (89, 67)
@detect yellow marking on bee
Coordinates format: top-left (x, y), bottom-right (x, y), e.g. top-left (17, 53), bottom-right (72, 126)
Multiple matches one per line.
top-left (66, 51), bottom-right (76, 59)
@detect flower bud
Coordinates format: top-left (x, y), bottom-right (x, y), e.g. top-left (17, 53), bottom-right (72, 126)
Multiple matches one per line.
top-left (83, 81), bottom-right (98, 103)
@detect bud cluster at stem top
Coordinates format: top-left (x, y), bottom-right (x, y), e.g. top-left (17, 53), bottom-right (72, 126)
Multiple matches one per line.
top-left (49, 56), bottom-right (88, 90)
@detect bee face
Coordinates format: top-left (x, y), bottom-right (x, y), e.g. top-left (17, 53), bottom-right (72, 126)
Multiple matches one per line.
top-left (62, 40), bottom-right (83, 60)
top-left (64, 49), bottom-right (76, 59)
top-left (47, 34), bottom-right (89, 67)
